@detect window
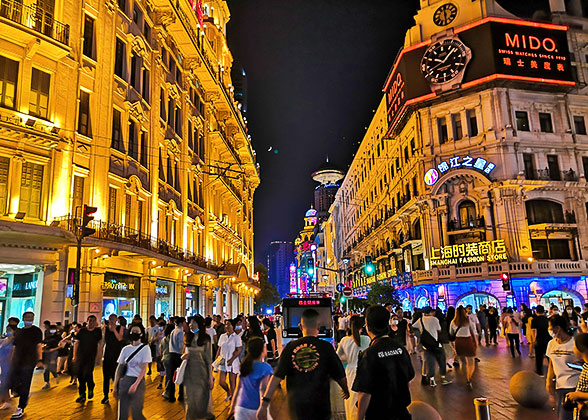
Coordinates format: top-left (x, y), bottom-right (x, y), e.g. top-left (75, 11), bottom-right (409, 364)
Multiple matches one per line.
top-left (410, 138), bottom-right (415, 154)
top-left (175, 107), bottom-right (182, 136)
top-left (583, 156), bottom-right (588, 178)
top-left (452, 113), bottom-right (462, 140)
top-left (117, 0), bottom-right (126, 14)
top-left (108, 187), bottom-right (117, 223)
top-left (174, 161), bottom-right (180, 191)
top-left (125, 194), bottom-right (132, 229)
top-left (77, 90), bottom-right (91, 137)
top-left (539, 112), bottom-right (553, 133)
top-left (72, 175), bottom-right (84, 217)
top-left (438, 117), bottom-right (448, 144)
top-left (467, 109), bottom-right (478, 137)
top-left (114, 38), bottom-right (125, 79)
top-left (523, 153), bottom-right (535, 180)
top-left (141, 68), bottom-right (149, 102)
top-left (137, 200), bottom-right (143, 233)
top-left (143, 21), bottom-right (151, 41)
top-left (128, 120), bottom-right (138, 160)
top-left (403, 146), bottom-right (409, 162)
top-left (140, 131), bottom-right (148, 167)
top-left (166, 154), bottom-right (173, 185)
top-left (412, 176), bottom-right (418, 197)
top-left (160, 89), bottom-right (166, 120)
top-left (19, 162), bottom-right (44, 219)
top-left (130, 54), bottom-right (139, 90)
top-left (526, 199), bottom-right (564, 224)
top-left (158, 147), bottom-right (165, 180)
top-left (188, 120), bottom-right (193, 150)
top-left (547, 155), bottom-right (561, 180)
top-left (458, 200), bottom-right (477, 228)
top-left (132, 5), bottom-right (141, 24)
top-left (29, 68), bottom-right (50, 119)
top-left (0, 157), bottom-right (9, 215)
top-left (111, 108), bottom-right (124, 152)
top-left (515, 111), bottom-right (530, 131)
top-left (82, 15), bottom-right (95, 59)
top-left (167, 98), bottom-right (174, 126)
top-left (574, 115), bottom-right (586, 135)
top-left (0, 56), bottom-right (19, 109)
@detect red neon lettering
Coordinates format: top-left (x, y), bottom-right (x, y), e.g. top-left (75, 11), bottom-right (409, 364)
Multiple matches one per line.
top-left (529, 36), bottom-right (541, 49)
top-left (505, 33), bottom-right (519, 48)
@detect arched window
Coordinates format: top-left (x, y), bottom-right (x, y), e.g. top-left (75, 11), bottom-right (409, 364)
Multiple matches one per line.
top-left (412, 219), bottom-right (422, 240)
top-left (458, 200), bottom-right (476, 228)
top-left (526, 199), bottom-right (564, 224)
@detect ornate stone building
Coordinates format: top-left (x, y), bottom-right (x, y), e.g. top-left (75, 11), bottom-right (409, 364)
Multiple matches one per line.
top-left (0, 0), bottom-right (259, 325)
top-left (328, 0), bottom-right (588, 311)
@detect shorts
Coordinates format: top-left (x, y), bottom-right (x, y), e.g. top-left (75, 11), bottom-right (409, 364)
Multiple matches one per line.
top-left (235, 406), bottom-right (272, 420)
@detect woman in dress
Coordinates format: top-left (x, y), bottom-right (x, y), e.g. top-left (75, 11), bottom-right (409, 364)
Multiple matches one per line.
top-left (450, 306), bottom-right (478, 389)
top-left (182, 315), bottom-right (215, 420)
top-left (336, 315), bottom-right (370, 420)
top-left (216, 318), bottom-right (243, 401)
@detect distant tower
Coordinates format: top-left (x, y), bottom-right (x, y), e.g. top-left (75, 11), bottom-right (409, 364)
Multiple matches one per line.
top-left (231, 65), bottom-right (248, 117)
top-left (312, 158), bottom-right (345, 220)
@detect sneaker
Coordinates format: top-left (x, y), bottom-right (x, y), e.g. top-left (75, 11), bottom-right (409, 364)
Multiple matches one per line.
top-left (42, 383), bottom-right (50, 390)
top-left (429, 378), bottom-right (437, 388)
top-left (75, 396), bottom-right (86, 404)
top-left (101, 398), bottom-right (109, 404)
top-left (10, 408), bottom-right (24, 419)
top-left (440, 377), bottom-right (453, 386)
top-left (88, 389), bottom-right (94, 400)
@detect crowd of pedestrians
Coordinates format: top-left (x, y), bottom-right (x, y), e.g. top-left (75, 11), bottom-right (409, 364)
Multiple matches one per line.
top-left (3, 302), bottom-right (588, 420)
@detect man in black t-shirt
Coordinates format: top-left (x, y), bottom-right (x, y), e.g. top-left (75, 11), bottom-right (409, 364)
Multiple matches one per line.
top-left (9, 311), bottom-right (43, 419)
top-left (73, 315), bottom-right (103, 403)
top-left (531, 305), bottom-right (551, 375)
top-left (354, 305), bottom-right (415, 420)
top-left (257, 309), bottom-right (349, 420)
top-left (395, 307), bottom-right (408, 347)
top-left (101, 314), bottom-right (124, 404)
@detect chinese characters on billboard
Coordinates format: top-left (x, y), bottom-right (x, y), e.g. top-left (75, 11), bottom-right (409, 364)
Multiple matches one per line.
top-left (430, 239), bottom-right (508, 267)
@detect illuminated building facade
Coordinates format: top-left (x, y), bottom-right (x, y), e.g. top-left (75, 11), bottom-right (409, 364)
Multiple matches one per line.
top-left (0, 0), bottom-right (259, 326)
top-left (328, 0), bottom-right (588, 312)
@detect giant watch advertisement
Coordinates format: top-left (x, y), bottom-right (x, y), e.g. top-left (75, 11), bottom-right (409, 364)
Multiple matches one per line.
top-left (384, 17), bottom-right (574, 131)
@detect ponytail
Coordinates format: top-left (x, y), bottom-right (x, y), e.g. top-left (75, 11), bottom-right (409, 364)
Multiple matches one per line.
top-left (240, 336), bottom-right (264, 377)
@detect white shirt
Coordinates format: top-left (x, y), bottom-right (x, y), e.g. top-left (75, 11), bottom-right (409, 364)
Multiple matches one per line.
top-left (218, 332), bottom-right (242, 372)
top-left (147, 326), bottom-right (159, 342)
top-left (117, 343), bottom-right (152, 378)
top-left (337, 335), bottom-right (370, 372)
top-left (546, 337), bottom-right (580, 389)
top-left (450, 320), bottom-right (476, 338)
top-left (468, 313), bottom-right (480, 327)
top-left (206, 327), bottom-right (217, 342)
top-left (338, 317), bottom-right (348, 330)
top-left (415, 316), bottom-right (441, 341)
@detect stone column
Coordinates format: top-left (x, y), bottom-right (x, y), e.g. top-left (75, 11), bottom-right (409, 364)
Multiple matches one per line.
top-left (40, 250), bottom-right (67, 323)
top-left (8, 155), bottom-right (23, 215)
top-left (226, 285), bottom-right (233, 318)
top-left (216, 287), bottom-right (223, 316)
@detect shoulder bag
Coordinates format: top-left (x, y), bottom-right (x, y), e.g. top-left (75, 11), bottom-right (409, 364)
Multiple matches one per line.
top-left (419, 318), bottom-right (441, 352)
top-left (448, 324), bottom-right (462, 342)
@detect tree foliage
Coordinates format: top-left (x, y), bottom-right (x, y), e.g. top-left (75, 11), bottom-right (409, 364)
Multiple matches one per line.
top-left (366, 282), bottom-right (400, 307)
top-left (253, 263), bottom-right (280, 312)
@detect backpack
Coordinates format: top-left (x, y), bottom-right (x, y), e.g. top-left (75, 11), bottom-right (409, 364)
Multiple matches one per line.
top-left (419, 318), bottom-right (441, 352)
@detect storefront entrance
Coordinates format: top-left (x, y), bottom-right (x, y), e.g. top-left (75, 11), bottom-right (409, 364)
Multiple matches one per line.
top-left (102, 272), bottom-right (140, 323)
top-left (457, 292), bottom-right (500, 310)
top-left (185, 285), bottom-right (199, 317)
top-left (415, 296), bottom-right (430, 309)
top-left (155, 279), bottom-right (174, 319)
top-left (540, 290), bottom-right (582, 312)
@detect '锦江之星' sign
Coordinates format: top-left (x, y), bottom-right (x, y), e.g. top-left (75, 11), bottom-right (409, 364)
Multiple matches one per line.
top-left (424, 156), bottom-right (496, 186)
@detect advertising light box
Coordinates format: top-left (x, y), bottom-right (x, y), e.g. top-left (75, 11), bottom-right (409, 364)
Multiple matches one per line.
top-left (384, 17), bottom-right (574, 131)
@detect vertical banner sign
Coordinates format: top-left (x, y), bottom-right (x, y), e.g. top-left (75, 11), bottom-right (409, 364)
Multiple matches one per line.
top-left (289, 263), bottom-right (297, 294)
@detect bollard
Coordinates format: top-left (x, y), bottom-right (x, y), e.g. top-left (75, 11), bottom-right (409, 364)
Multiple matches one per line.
top-left (474, 397), bottom-right (491, 420)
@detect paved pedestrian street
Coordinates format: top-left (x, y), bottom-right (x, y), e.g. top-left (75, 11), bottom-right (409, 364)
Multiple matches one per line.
top-left (0, 336), bottom-right (561, 420)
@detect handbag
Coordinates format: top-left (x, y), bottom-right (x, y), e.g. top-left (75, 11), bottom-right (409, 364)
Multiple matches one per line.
top-left (448, 325), bottom-right (462, 342)
top-left (419, 318), bottom-right (441, 352)
top-left (212, 355), bottom-right (226, 372)
top-left (119, 344), bottom-right (147, 378)
top-left (174, 359), bottom-right (188, 385)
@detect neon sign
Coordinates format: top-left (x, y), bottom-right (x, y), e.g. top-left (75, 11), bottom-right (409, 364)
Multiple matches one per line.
top-left (430, 239), bottom-right (507, 267)
top-left (425, 156), bottom-right (495, 186)
top-left (102, 280), bottom-right (135, 292)
top-left (289, 263), bottom-right (297, 294)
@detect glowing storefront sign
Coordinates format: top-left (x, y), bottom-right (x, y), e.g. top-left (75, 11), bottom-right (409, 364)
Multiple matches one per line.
top-left (102, 280), bottom-right (135, 292)
top-left (289, 263), bottom-right (297, 294)
top-left (430, 239), bottom-right (508, 267)
top-left (425, 156), bottom-right (495, 186)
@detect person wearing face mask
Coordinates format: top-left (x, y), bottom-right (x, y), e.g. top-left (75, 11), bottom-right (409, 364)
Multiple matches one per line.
top-left (9, 311), bottom-right (43, 419)
top-left (73, 315), bottom-right (103, 404)
top-left (113, 325), bottom-right (151, 420)
top-left (41, 324), bottom-right (61, 389)
top-left (546, 315), bottom-right (580, 420)
top-left (0, 325), bottom-right (15, 410)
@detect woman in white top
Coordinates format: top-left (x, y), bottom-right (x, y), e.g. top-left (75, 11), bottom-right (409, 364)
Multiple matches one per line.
top-left (504, 308), bottom-right (522, 357)
top-left (449, 306), bottom-right (477, 389)
top-left (336, 315), bottom-right (370, 420)
top-left (216, 318), bottom-right (242, 401)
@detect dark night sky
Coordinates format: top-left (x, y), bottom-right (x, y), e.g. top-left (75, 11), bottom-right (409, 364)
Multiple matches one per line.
top-left (225, 0), bottom-right (549, 262)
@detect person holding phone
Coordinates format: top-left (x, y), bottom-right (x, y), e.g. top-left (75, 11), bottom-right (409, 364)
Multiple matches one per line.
top-left (547, 315), bottom-right (580, 420)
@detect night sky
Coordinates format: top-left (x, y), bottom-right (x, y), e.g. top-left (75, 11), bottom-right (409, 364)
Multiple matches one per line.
top-left (225, 0), bottom-right (550, 262)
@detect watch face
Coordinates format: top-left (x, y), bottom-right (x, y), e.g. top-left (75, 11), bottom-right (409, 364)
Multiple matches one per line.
top-left (433, 3), bottom-right (458, 26)
top-left (420, 38), bottom-right (469, 84)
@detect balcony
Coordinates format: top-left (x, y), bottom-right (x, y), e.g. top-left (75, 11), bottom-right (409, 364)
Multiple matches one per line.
top-left (527, 168), bottom-right (578, 182)
top-left (54, 216), bottom-right (218, 272)
top-left (0, 0), bottom-right (69, 45)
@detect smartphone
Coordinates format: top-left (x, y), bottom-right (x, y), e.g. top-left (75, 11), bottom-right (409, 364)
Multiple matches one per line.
top-left (567, 362), bottom-right (583, 371)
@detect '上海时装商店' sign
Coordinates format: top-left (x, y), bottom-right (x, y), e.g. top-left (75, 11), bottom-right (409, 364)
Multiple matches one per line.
top-left (424, 155), bottom-right (495, 186)
top-left (430, 239), bottom-right (508, 267)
